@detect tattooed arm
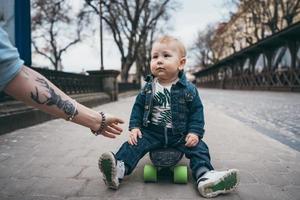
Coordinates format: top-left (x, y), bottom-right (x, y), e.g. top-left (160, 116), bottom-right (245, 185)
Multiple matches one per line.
top-left (4, 66), bottom-right (124, 138)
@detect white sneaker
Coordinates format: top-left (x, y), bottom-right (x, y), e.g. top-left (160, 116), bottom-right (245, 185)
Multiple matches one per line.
top-left (197, 169), bottom-right (240, 198)
top-left (98, 152), bottom-right (125, 190)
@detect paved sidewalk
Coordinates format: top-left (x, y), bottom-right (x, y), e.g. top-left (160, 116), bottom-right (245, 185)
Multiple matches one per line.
top-left (0, 93), bottom-right (299, 200)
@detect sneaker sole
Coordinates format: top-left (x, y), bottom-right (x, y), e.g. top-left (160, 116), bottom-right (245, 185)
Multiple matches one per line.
top-left (98, 152), bottom-right (119, 189)
top-left (201, 169), bottom-right (240, 198)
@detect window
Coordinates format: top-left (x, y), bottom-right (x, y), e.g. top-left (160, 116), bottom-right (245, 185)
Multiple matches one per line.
top-left (243, 58), bottom-right (251, 74)
top-left (255, 54), bottom-right (268, 74)
top-left (226, 67), bottom-right (233, 78)
top-left (296, 46), bottom-right (300, 68)
top-left (218, 69), bottom-right (225, 80)
top-left (233, 61), bottom-right (242, 76)
top-left (272, 46), bottom-right (292, 71)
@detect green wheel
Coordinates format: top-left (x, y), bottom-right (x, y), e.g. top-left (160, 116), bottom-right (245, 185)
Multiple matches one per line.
top-left (173, 165), bottom-right (188, 184)
top-left (144, 164), bottom-right (157, 182)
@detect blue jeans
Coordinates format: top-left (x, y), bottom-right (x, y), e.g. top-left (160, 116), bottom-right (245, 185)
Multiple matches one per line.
top-left (115, 124), bottom-right (214, 179)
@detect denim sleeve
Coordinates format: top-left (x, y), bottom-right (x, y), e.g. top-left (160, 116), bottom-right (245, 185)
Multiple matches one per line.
top-left (129, 91), bottom-right (145, 130)
top-left (0, 27), bottom-right (24, 91)
top-left (187, 87), bottom-right (205, 138)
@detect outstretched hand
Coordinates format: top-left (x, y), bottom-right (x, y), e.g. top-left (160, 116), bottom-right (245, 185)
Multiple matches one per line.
top-left (101, 113), bottom-right (124, 138)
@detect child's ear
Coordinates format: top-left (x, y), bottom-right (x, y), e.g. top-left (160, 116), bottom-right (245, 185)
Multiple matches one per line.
top-left (178, 57), bottom-right (186, 71)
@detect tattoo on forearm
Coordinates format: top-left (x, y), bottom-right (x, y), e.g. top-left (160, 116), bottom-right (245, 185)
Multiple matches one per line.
top-left (30, 77), bottom-right (78, 118)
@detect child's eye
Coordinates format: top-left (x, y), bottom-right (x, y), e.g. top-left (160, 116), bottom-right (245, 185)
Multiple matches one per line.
top-left (152, 55), bottom-right (158, 59)
top-left (164, 54), bottom-right (171, 58)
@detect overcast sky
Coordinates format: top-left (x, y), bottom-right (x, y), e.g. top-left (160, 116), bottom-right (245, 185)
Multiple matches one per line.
top-left (32, 0), bottom-right (231, 73)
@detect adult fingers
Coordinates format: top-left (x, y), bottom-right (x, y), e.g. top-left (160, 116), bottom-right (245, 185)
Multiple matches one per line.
top-left (104, 126), bottom-right (122, 135)
top-left (110, 123), bottom-right (123, 132)
top-left (113, 117), bottom-right (124, 124)
top-left (102, 131), bottom-right (117, 138)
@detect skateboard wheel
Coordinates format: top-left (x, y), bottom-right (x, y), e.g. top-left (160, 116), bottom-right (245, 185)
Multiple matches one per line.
top-left (173, 165), bottom-right (188, 184)
top-left (144, 164), bottom-right (157, 182)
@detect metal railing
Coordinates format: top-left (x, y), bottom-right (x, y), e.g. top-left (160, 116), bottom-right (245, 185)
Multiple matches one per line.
top-left (0, 67), bottom-right (103, 102)
top-left (194, 22), bottom-right (300, 92)
top-left (197, 68), bottom-right (300, 91)
top-left (118, 82), bottom-right (140, 93)
top-left (32, 67), bottom-right (103, 94)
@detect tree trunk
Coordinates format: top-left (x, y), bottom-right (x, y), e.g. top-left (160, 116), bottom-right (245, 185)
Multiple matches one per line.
top-left (135, 61), bottom-right (142, 85)
top-left (285, 15), bottom-right (293, 26)
top-left (121, 62), bottom-right (130, 82)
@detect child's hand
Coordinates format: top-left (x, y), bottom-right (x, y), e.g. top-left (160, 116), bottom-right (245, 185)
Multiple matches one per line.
top-left (185, 133), bottom-right (199, 147)
top-left (128, 128), bottom-right (142, 145)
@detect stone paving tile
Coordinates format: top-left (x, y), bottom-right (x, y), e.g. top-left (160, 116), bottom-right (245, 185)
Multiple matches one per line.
top-left (0, 90), bottom-right (299, 200)
top-left (29, 177), bottom-right (86, 198)
top-left (0, 195), bottom-right (63, 200)
top-left (200, 89), bottom-right (300, 151)
top-left (0, 177), bottom-right (36, 196)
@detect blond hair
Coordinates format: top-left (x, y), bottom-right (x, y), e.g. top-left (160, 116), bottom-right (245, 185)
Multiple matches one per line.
top-left (154, 35), bottom-right (186, 57)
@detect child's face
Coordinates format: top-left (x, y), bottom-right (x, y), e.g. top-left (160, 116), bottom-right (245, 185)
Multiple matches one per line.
top-left (150, 41), bottom-right (186, 83)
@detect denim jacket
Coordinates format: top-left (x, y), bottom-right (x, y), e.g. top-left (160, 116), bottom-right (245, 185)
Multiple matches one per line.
top-left (129, 71), bottom-right (205, 138)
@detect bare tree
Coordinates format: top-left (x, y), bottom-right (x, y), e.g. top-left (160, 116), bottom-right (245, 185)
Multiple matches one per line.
top-left (135, 4), bottom-right (176, 82)
top-left (262, 0), bottom-right (281, 33)
top-left (135, 30), bottom-right (151, 84)
top-left (280, 0), bottom-right (300, 26)
top-left (31, 0), bottom-right (90, 71)
top-left (231, 0), bottom-right (300, 37)
top-left (192, 25), bottom-right (219, 69)
top-left (136, 23), bottom-right (158, 81)
top-left (193, 0), bottom-right (300, 71)
top-left (235, 0), bottom-right (266, 40)
top-left (85, 0), bottom-right (175, 82)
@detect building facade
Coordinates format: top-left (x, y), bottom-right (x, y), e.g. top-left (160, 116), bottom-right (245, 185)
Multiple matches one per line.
top-left (195, 0), bottom-right (300, 92)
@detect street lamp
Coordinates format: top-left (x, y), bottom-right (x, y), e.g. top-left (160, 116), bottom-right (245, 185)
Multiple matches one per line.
top-left (99, 0), bottom-right (104, 70)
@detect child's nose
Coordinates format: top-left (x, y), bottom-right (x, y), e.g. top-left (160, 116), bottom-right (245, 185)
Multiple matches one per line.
top-left (157, 58), bottom-right (163, 65)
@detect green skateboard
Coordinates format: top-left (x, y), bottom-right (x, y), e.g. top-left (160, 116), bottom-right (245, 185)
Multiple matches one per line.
top-left (144, 148), bottom-right (188, 184)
